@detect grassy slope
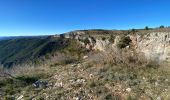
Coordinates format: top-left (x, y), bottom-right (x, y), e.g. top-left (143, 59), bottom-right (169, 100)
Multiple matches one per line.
top-left (1, 57), bottom-right (170, 99)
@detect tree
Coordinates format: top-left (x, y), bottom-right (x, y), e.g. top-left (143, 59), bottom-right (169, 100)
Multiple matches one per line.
top-left (131, 29), bottom-right (136, 32)
top-left (160, 25), bottom-right (165, 29)
top-left (145, 26), bottom-right (149, 30)
top-left (117, 36), bottom-right (131, 49)
top-left (83, 37), bottom-right (90, 45)
top-left (109, 34), bottom-right (115, 43)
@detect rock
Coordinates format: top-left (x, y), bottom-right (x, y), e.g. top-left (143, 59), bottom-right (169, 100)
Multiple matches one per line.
top-left (57, 31), bottom-right (170, 63)
top-left (83, 56), bottom-right (88, 59)
top-left (157, 96), bottom-right (161, 100)
top-left (134, 32), bottom-right (170, 62)
top-left (165, 79), bottom-right (168, 81)
top-left (33, 80), bottom-right (48, 88)
top-left (54, 82), bottom-right (63, 88)
top-left (77, 79), bottom-right (85, 84)
top-left (71, 64), bottom-right (77, 67)
top-left (73, 97), bottom-right (81, 100)
top-left (93, 39), bottom-right (110, 51)
top-left (126, 88), bottom-right (132, 92)
top-left (89, 74), bottom-right (94, 79)
top-left (77, 63), bottom-right (81, 68)
top-left (17, 95), bottom-right (24, 100)
top-left (70, 79), bottom-right (86, 87)
top-left (155, 82), bottom-right (159, 86)
top-left (52, 75), bottom-right (63, 80)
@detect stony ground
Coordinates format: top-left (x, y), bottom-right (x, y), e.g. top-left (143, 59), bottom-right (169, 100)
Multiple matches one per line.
top-left (1, 61), bottom-right (169, 100)
top-left (0, 52), bottom-right (170, 100)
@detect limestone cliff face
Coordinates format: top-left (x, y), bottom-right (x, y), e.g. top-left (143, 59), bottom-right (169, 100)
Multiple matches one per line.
top-left (93, 39), bottom-right (110, 51)
top-left (134, 32), bottom-right (170, 62)
top-left (54, 31), bottom-right (170, 62)
top-left (87, 32), bottom-right (170, 62)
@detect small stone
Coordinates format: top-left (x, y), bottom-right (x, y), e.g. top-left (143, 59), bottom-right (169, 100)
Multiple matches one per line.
top-left (157, 96), bottom-right (161, 100)
top-left (126, 88), bottom-right (131, 92)
top-left (17, 95), bottom-right (23, 100)
top-left (89, 74), bottom-right (94, 79)
top-left (77, 64), bottom-right (81, 68)
top-left (33, 80), bottom-right (48, 88)
top-left (73, 97), bottom-right (81, 100)
top-left (83, 56), bottom-right (88, 59)
top-left (155, 82), bottom-right (159, 86)
top-left (52, 75), bottom-right (63, 80)
top-left (77, 79), bottom-right (85, 84)
top-left (54, 82), bottom-right (63, 88)
top-left (71, 64), bottom-right (77, 67)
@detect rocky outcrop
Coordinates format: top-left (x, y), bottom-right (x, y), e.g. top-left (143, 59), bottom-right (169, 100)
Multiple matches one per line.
top-left (53, 31), bottom-right (170, 63)
top-left (134, 32), bottom-right (170, 62)
top-left (85, 32), bottom-right (170, 63)
top-left (93, 39), bottom-right (111, 51)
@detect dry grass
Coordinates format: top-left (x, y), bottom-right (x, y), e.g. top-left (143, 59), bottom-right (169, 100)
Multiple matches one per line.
top-left (1, 45), bottom-right (170, 99)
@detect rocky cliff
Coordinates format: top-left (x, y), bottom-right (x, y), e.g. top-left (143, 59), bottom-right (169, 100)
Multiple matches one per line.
top-left (135, 32), bottom-right (170, 62)
top-left (54, 30), bottom-right (170, 63)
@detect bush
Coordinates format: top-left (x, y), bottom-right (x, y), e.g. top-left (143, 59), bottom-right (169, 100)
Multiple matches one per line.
top-left (89, 81), bottom-right (96, 88)
top-left (102, 37), bottom-right (106, 41)
top-left (146, 61), bottom-right (159, 69)
top-left (90, 36), bottom-right (96, 43)
top-left (16, 76), bottom-right (39, 85)
top-left (50, 59), bottom-right (77, 66)
top-left (131, 29), bottom-right (136, 33)
top-left (160, 25), bottom-right (165, 28)
top-left (145, 26), bottom-right (149, 30)
top-left (104, 94), bottom-right (113, 100)
top-left (117, 36), bottom-right (131, 49)
top-left (109, 35), bottom-right (115, 43)
top-left (83, 37), bottom-right (90, 45)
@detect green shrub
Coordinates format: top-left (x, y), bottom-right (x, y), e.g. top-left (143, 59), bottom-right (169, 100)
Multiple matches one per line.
top-left (109, 34), bottom-right (115, 43)
top-left (89, 81), bottom-right (96, 88)
top-left (63, 39), bottom-right (88, 59)
top-left (146, 61), bottom-right (159, 69)
top-left (4, 96), bottom-right (15, 100)
top-left (145, 26), bottom-right (149, 30)
top-left (16, 76), bottom-right (38, 85)
top-left (102, 37), bottom-right (106, 41)
top-left (4, 85), bottom-right (15, 95)
top-left (160, 25), bottom-right (165, 28)
top-left (117, 36), bottom-right (131, 49)
top-left (90, 36), bottom-right (96, 43)
top-left (51, 59), bottom-right (77, 66)
top-left (104, 94), bottom-right (113, 100)
top-left (83, 37), bottom-right (90, 45)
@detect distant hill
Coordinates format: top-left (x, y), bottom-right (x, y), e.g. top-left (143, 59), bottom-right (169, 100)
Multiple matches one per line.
top-left (0, 36), bottom-right (49, 41)
top-left (0, 37), bottom-right (14, 40)
top-left (0, 36), bottom-right (73, 67)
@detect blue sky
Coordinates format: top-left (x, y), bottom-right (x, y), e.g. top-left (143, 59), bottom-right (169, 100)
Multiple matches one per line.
top-left (0, 0), bottom-right (169, 36)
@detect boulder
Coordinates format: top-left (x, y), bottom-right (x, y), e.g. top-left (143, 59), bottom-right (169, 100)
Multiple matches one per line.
top-left (33, 80), bottom-right (48, 89)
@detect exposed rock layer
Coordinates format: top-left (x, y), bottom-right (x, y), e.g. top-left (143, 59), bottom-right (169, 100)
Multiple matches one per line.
top-left (54, 31), bottom-right (170, 62)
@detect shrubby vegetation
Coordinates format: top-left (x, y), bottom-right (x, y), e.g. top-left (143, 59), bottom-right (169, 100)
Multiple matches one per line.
top-left (117, 35), bottom-right (131, 49)
top-left (160, 25), bottom-right (165, 29)
top-left (145, 26), bottom-right (149, 30)
top-left (109, 34), bottom-right (115, 43)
